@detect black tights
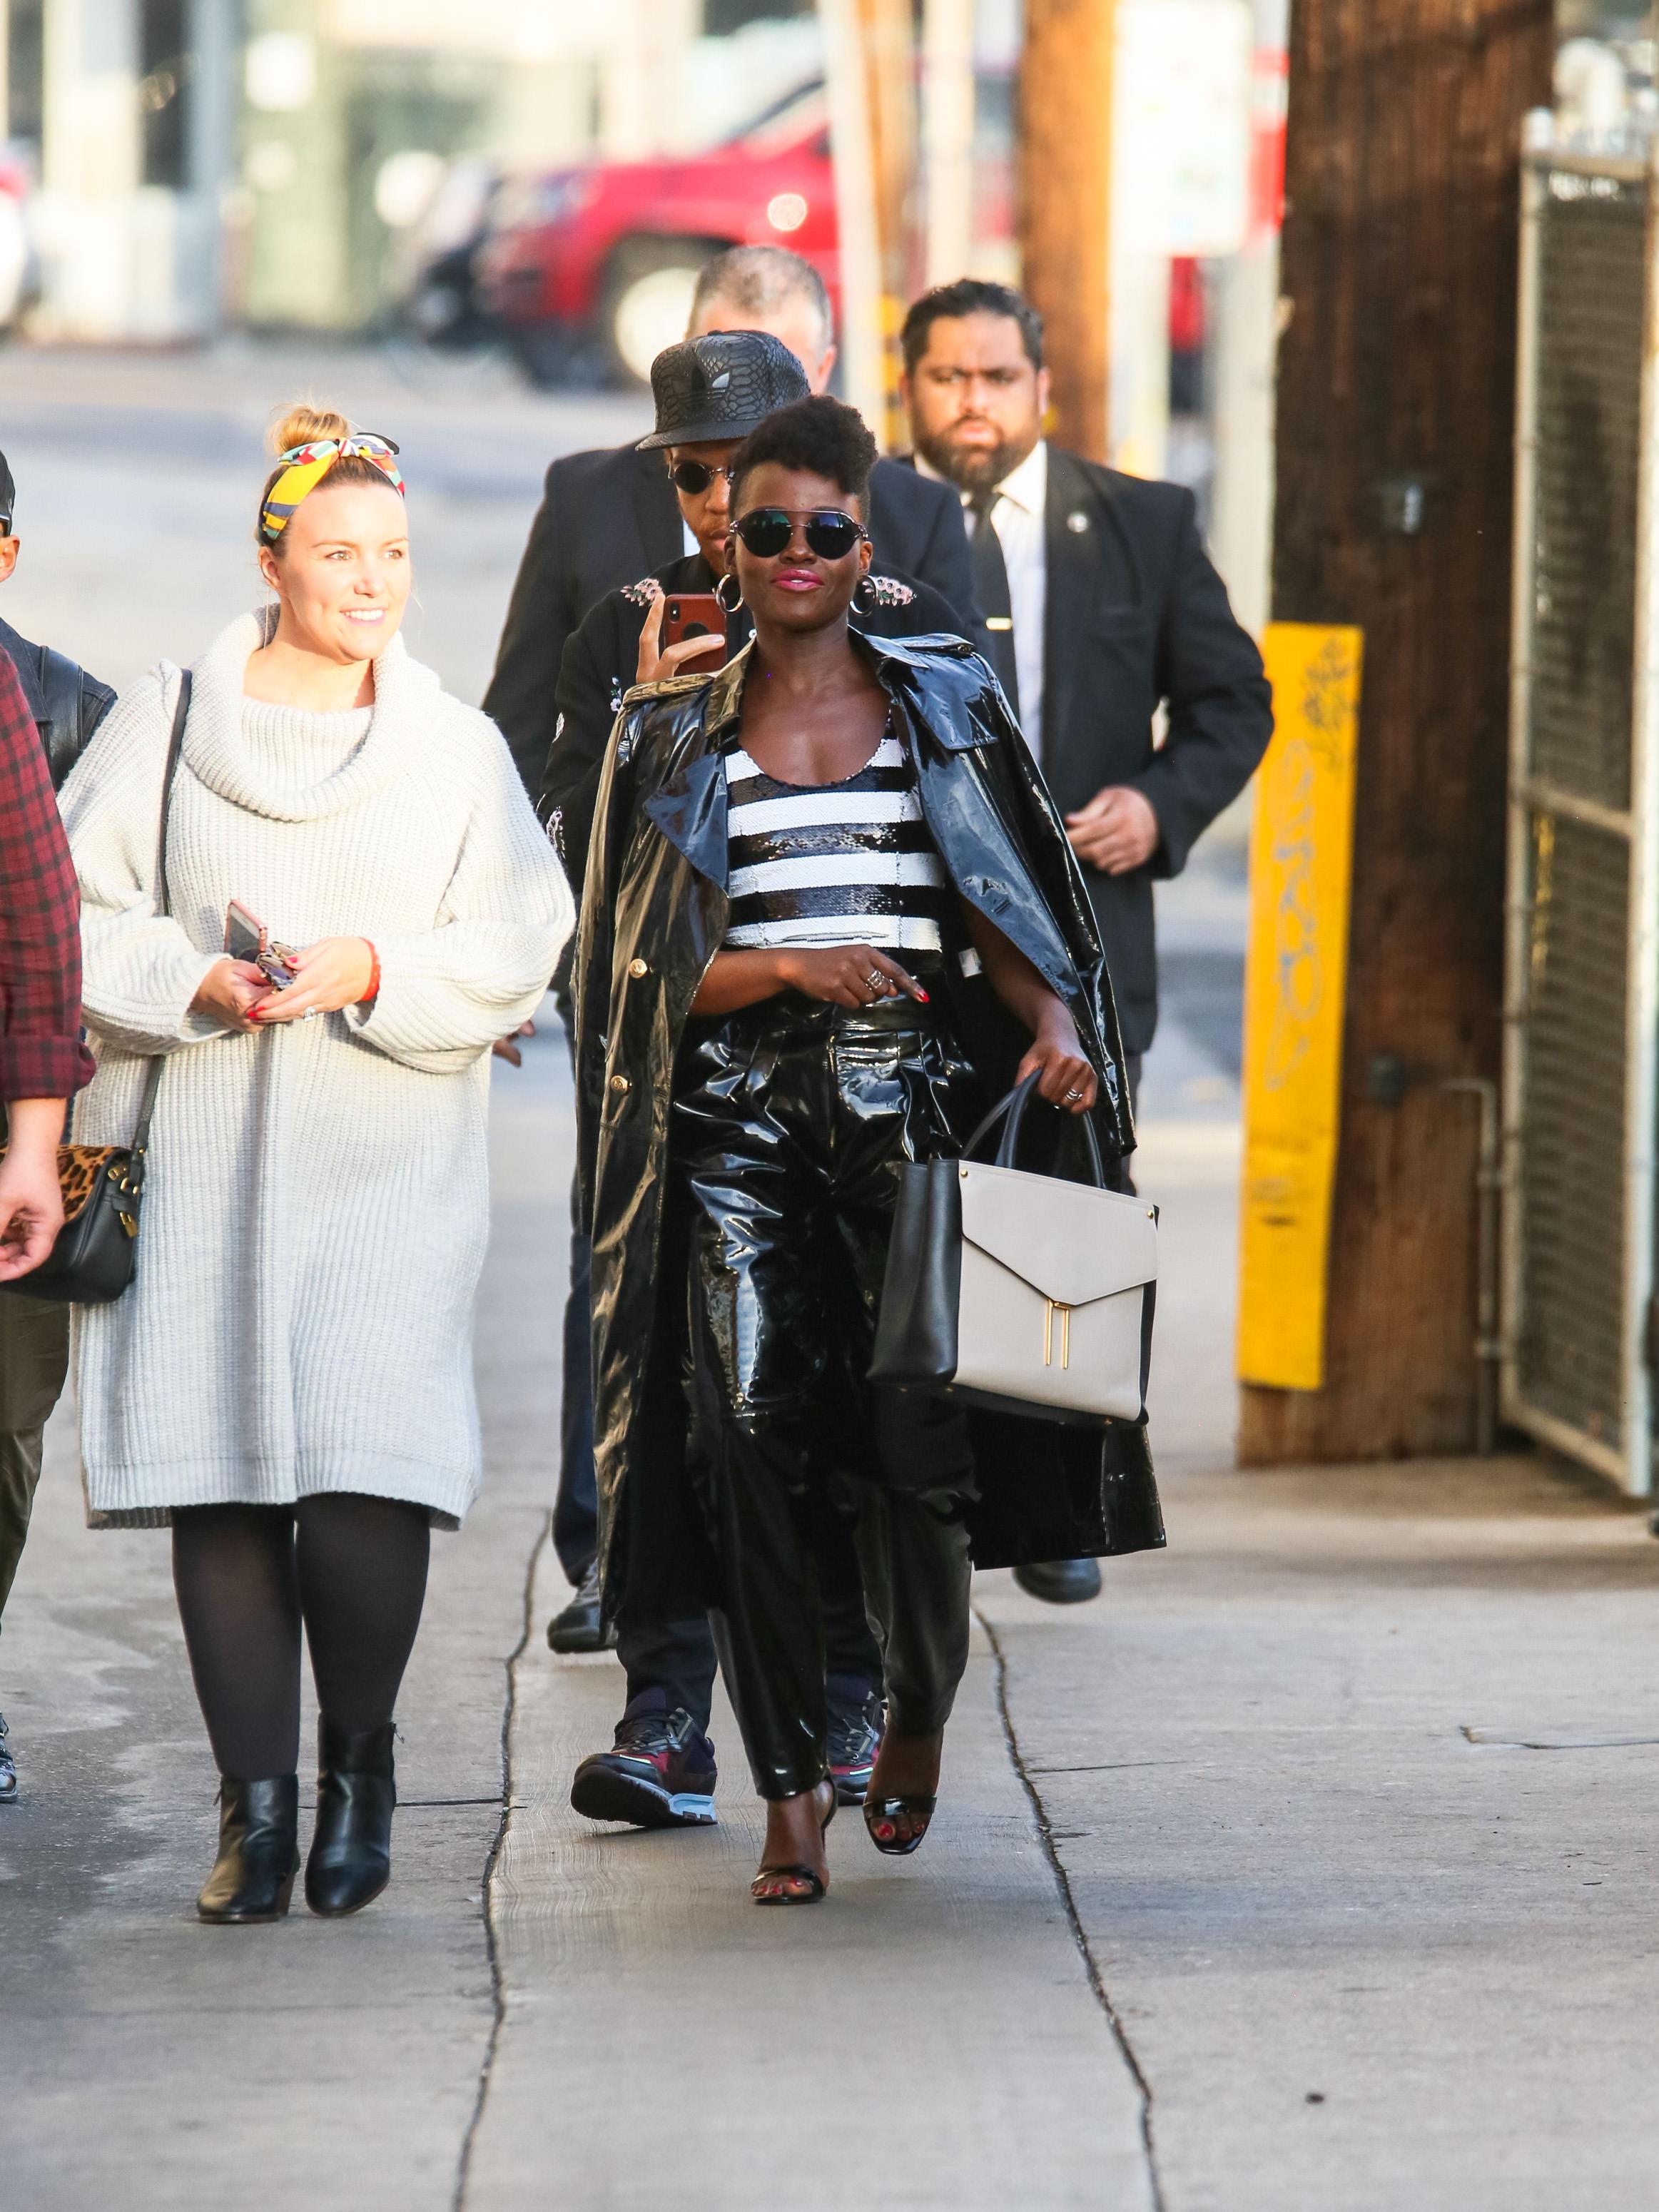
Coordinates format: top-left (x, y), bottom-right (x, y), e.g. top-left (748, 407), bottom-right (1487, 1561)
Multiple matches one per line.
top-left (172, 1494), bottom-right (431, 1781)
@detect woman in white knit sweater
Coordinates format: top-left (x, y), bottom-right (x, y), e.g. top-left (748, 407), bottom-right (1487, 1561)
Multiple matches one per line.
top-left (60, 406), bottom-right (572, 1925)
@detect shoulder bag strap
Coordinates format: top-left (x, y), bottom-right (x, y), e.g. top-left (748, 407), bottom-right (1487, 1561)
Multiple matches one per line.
top-left (37, 645), bottom-right (86, 793)
top-left (126, 669), bottom-right (192, 1179)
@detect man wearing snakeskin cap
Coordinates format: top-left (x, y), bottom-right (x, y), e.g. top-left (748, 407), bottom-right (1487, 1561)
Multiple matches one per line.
top-left (542, 331), bottom-right (973, 1837)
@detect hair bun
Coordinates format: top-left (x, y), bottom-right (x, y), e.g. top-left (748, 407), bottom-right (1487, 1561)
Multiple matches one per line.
top-left (268, 402), bottom-right (351, 455)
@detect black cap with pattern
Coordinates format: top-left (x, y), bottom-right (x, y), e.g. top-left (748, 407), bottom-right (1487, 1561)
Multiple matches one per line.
top-left (636, 330), bottom-right (811, 451)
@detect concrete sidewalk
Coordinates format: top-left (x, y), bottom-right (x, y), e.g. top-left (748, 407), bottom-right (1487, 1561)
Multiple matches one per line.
top-left (0, 1013), bottom-right (572, 2207)
top-left (7, 1009), bottom-right (1659, 2207)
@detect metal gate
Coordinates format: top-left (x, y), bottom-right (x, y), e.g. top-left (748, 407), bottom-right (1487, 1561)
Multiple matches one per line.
top-left (1503, 136), bottom-right (1659, 1492)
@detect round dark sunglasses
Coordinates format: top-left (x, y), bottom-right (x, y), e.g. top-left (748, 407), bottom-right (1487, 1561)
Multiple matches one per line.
top-left (732, 507), bottom-right (868, 562)
top-left (669, 458), bottom-right (736, 494)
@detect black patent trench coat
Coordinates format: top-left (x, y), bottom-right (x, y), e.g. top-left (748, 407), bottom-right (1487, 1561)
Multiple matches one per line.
top-left (574, 629), bottom-right (1165, 1620)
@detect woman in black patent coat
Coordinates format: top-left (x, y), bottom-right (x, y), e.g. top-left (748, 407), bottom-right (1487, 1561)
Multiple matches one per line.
top-left (573, 397), bottom-right (1162, 1906)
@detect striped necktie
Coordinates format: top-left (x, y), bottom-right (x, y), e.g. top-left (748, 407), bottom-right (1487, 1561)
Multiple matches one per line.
top-left (968, 487), bottom-right (1020, 719)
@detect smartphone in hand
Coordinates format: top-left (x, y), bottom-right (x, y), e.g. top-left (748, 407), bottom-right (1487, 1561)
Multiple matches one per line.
top-left (663, 594), bottom-right (728, 672)
top-left (225, 900), bottom-right (299, 990)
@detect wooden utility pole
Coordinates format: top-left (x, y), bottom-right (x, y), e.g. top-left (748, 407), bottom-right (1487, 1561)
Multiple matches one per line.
top-left (1018, 0), bottom-right (1114, 462)
top-left (1239, 0), bottom-right (1554, 1464)
top-left (822, 0), bottom-right (917, 448)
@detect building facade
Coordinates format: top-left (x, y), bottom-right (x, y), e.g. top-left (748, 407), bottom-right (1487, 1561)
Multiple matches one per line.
top-left (1, 0), bottom-right (819, 340)
top-left (5, 0), bottom-right (235, 336)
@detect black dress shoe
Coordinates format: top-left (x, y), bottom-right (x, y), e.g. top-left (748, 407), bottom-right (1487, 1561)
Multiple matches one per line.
top-left (306, 1719), bottom-right (395, 1918)
top-left (198, 1775), bottom-right (300, 1924)
top-left (1014, 1558), bottom-right (1103, 1605)
top-left (546, 1558), bottom-right (617, 1654)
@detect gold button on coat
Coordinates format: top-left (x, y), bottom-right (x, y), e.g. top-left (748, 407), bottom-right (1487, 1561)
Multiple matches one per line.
top-left (609, 1072), bottom-right (631, 1094)
top-left (628, 958), bottom-right (649, 978)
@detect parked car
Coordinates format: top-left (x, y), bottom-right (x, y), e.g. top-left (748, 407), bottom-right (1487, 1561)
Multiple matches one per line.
top-left (475, 81), bottom-right (836, 387)
top-left (388, 158), bottom-right (502, 353)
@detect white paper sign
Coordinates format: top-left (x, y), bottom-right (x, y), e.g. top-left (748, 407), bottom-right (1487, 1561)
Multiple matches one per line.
top-left (1115, 0), bottom-right (1254, 258)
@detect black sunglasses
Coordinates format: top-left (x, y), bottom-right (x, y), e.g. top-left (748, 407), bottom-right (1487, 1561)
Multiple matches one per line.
top-left (669, 458), bottom-right (736, 494)
top-left (732, 507), bottom-right (868, 562)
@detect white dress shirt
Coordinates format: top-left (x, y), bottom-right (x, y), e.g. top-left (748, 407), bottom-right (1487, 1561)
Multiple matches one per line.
top-left (920, 439), bottom-right (1049, 760)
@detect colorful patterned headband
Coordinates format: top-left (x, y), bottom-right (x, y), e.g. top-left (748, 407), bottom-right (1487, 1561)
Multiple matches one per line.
top-left (260, 432), bottom-right (405, 540)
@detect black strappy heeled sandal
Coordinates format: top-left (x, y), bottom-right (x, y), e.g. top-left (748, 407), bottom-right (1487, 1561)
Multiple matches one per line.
top-left (863, 1794), bottom-right (937, 1856)
top-left (751, 1778), bottom-right (836, 1905)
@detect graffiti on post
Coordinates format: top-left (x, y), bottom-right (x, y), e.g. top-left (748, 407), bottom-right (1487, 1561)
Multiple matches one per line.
top-left (1238, 625), bottom-right (1363, 1391)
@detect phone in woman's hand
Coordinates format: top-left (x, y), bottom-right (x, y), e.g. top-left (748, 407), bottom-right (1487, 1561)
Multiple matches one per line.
top-left (224, 900), bottom-right (298, 990)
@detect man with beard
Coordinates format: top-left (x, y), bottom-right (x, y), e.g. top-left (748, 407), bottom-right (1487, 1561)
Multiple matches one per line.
top-left (899, 278), bottom-right (1272, 1605)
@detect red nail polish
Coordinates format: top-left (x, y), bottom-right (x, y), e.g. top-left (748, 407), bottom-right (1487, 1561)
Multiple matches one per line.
top-left (916, 988), bottom-right (930, 1003)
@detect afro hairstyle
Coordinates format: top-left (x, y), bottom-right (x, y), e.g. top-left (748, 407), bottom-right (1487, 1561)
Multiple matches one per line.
top-left (729, 394), bottom-right (879, 517)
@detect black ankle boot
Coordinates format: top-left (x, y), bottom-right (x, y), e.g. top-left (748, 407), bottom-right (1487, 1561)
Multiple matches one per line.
top-left (305, 1719), bottom-right (396, 1918)
top-left (197, 1775), bottom-right (300, 1924)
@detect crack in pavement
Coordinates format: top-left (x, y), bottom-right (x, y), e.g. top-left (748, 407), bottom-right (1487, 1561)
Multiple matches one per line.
top-left (447, 1566), bottom-right (1161, 2206)
top-left (975, 1605), bottom-right (1166, 2212)
top-left (451, 1521), bottom-right (547, 2212)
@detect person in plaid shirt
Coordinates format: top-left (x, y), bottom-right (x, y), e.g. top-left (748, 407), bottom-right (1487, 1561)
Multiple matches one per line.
top-left (0, 641), bottom-right (98, 1802)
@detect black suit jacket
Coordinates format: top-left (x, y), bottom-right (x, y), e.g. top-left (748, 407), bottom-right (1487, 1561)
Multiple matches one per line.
top-left (1033, 449), bottom-right (1272, 1055)
top-left (542, 551), bottom-right (965, 898)
top-left (484, 442), bottom-right (979, 796)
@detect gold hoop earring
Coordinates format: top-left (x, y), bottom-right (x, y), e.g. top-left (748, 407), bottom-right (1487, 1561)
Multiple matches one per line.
top-left (714, 571), bottom-right (744, 616)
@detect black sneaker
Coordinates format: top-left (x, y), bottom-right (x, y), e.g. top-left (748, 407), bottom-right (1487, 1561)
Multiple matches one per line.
top-left (827, 1679), bottom-right (884, 1806)
top-left (546, 1558), bottom-right (617, 1655)
top-left (569, 1689), bottom-right (717, 1829)
top-left (0, 1713), bottom-right (16, 1803)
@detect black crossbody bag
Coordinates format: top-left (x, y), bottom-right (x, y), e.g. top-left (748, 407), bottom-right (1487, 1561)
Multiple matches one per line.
top-left (0, 671), bottom-right (191, 1306)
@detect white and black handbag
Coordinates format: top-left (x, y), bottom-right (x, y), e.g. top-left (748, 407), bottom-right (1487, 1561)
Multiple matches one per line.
top-left (870, 1074), bottom-right (1157, 1425)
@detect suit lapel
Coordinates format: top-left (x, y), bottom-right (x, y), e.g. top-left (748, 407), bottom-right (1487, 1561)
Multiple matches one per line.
top-left (1042, 448), bottom-right (1097, 778)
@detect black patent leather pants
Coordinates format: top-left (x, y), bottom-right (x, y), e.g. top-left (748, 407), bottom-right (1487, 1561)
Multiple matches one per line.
top-left (674, 988), bottom-right (980, 1801)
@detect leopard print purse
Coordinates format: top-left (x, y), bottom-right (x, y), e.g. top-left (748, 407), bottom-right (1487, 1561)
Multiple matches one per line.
top-left (0, 671), bottom-right (191, 1307)
top-left (0, 1141), bottom-right (143, 1304)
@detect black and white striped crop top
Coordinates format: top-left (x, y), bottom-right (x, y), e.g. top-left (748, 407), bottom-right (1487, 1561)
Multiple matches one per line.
top-left (723, 729), bottom-right (951, 953)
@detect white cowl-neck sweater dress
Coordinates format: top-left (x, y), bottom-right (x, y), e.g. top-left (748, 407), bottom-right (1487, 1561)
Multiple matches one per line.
top-left (59, 609), bottom-right (574, 1529)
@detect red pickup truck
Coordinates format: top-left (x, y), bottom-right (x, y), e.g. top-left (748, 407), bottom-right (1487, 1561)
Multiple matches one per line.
top-left (475, 82), bottom-right (839, 387)
top-left (470, 75), bottom-right (1202, 400)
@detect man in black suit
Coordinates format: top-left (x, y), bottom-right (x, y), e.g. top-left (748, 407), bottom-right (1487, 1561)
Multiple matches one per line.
top-left (487, 251), bottom-right (979, 1675)
top-left (548, 334), bottom-right (975, 1835)
top-left (899, 279), bottom-right (1274, 1603)
top-left (484, 244), bottom-right (978, 798)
